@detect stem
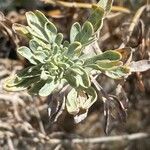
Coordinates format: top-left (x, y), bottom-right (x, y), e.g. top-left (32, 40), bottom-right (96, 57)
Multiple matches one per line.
top-left (42, 0), bottom-right (130, 14)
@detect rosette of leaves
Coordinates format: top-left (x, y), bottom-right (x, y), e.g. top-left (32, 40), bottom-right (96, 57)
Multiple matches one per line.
top-left (3, 0), bottom-right (131, 122)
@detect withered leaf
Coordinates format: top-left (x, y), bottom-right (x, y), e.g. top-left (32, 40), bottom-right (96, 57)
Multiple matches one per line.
top-left (130, 60), bottom-right (150, 72)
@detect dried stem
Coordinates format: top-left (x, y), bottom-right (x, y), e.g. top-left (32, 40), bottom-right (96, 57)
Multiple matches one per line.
top-left (42, 0), bottom-right (130, 14)
top-left (24, 132), bottom-right (149, 144)
top-left (127, 5), bottom-right (148, 44)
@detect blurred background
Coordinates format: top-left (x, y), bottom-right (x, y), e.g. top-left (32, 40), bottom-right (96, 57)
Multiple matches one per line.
top-left (0, 0), bottom-right (150, 149)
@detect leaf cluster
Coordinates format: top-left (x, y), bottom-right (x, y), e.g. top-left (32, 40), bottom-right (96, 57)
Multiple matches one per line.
top-left (4, 0), bottom-right (131, 122)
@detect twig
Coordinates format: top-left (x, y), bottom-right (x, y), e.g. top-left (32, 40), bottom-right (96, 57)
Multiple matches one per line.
top-left (42, 0), bottom-right (130, 14)
top-left (6, 134), bottom-right (15, 150)
top-left (126, 5), bottom-right (148, 44)
top-left (33, 102), bottom-right (46, 135)
top-left (91, 75), bottom-right (111, 101)
top-left (23, 132), bottom-right (149, 144)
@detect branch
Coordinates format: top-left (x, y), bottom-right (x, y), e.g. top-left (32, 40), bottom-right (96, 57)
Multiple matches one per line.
top-left (24, 132), bottom-right (149, 144)
top-left (41, 0), bottom-right (130, 14)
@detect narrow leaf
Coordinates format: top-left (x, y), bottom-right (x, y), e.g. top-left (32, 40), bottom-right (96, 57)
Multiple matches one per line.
top-left (66, 88), bottom-right (79, 115)
top-left (17, 46), bottom-right (37, 64)
top-left (70, 22), bottom-right (81, 43)
top-left (67, 42), bottom-right (82, 56)
top-left (105, 66), bottom-right (130, 79)
top-left (84, 50), bottom-right (122, 65)
top-left (39, 79), bottom-right (58, 96)
top-left (75, 21), bottom-right (94, 44)
top-left (55, 33), bottom-right (63, 45)
top-left (88, 5), bottom-right (105, 31)
top-left (45, 22), bottom-right (57, 43)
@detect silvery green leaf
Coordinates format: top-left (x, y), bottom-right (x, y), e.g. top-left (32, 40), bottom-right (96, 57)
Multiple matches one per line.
top-left (26, 11), bottom-right (48, 41)
top-left (17, 46), bottom-right (37, 65)
top-left (30, 37), bottom-right (51, 51)
top-left (17, 65), bottom-right (41, 79)
top-left (29, 80), bottom-right (46, 94)
top-left (63, 40), bottom-right (70, 47)
top-left (27, 26), bottom-right (47, 43)
top-left (29, 40), bottom-right (49, 55)
top-left (68, 67), bottom-right (83, 75)
top-left (65, 73), bottom-right (79, 88)
top-left (52, 45), bottom-right (59, 55)
top-left (75, 21), bottom-right (94, 44)
top-left (98, 0), bottom-right (113, 14)
top-left (4, 75), bottom-right (22, 87)
top-left (29, 39), bottom-right (39, 52)
top-left (88, 5), bottom-right (105, 31)
top-left (4, 76), bottom-right (39, 92)
top-left (3, 76), bottom-right (26, 92)
top-left (12, 23), bottom-right (31, 38)
top-left (70, 22), bottom-right (81, 43)
top-left (33, 51), bottom-right (47, 63)
top-left (67, 42), bottom-right (81, 57)
top-left (57, 62), bottom-right (70, 69)
top-left (105, 66), bottom-right (130, 79)
top-left (84, 50), bottom-right (122, 65)
top-left (96, 60), bottom-right (123, 70)
top-left (73, 66), bottom-right (91, 88)
top-left (66, 88), bottom-right (79, 115)
top-left (81, 37), bottom-right (96, 48)
top-left (45, 22), bottom-right (57, 43)
top-left (82, 87), bottom-right (97, 109)
top-left (40, 69), bottom-right (48, 80)
top-left (85, 64), bottom-right (101, 71)
top-left (55, 33), bottom-right (63, 46)
top-left (34, 10), bottom-right (50, 26)
top-left (39, 79), bottom-right (58, 96)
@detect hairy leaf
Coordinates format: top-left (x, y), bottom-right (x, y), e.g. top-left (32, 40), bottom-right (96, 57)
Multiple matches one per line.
top-left (13, 23), bottom-right (31, 38)
top-left (66, 88), bottom-right (79, 115)
top-left (70, 22), bottom-right (81, 43)
top-left (17, 46), bottom-right (37, 65)
top-left (105, 66), bottom-right (130, 79)
top-left (45, 22), bottom-right (57, 43)
top-left (39, 78), bottom-right (58, 96)
top-left (67, 42), bottom-right (82, 57)
top-left (88, 5), bottom-right (105, 31)
top-left (55, 33), bottom-right (63, 46)
top-left (75, 21), bottom-right (94, 44)
top-left (84, 50), bottom-right (122, 65)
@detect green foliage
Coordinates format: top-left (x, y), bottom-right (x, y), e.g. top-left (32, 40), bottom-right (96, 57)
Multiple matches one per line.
top-left (4, 0), bottom-right (131, 122)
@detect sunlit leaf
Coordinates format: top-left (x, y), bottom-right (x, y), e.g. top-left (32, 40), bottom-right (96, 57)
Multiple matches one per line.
top-left (75, 21), bottom-right (94, 44)
top-left (55, 33), bottom-right (63, 46)
top-left (13, 23), bottom-right (31, 38)
top-left (66, 88), bottom-right (79, 115)
top-left (96, 60), bottom-right (123, 70)
top-left (67, 42), bottom-right (82, 56)
top-left (105, 66), bottom-right (130, 79)
top-left (39, 78), bottom-right (58, 96)
top-left (88, 5), bottom-right (104, 31)
top-left (26, 11), bottom-right (48, 41)
top-left (70, 22), bottom-right (81, 43)
top-left (17, 46), bottom-right (37, 65)
top-left (84, 50), bottom-right (122, 65)
top-left (45, 22), bottom-right (57, 43)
